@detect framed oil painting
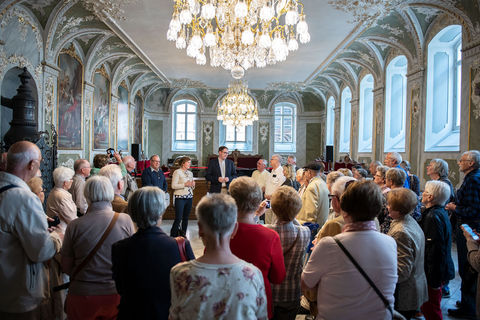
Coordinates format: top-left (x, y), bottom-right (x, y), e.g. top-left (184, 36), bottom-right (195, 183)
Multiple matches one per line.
top-left (133, 93), bottom-right (143, 144)
top-left (57, 52), bottom-right (83, 149)
top-left (93, 70), bottom-right (110, 150)
top-left (117, 85), bottom-right (129, 151)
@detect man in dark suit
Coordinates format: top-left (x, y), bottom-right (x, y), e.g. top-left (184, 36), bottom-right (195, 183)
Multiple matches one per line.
top-left (141, 154), bottom-right (167, 192)
top-left (205, 146), bottom-right (237, 193)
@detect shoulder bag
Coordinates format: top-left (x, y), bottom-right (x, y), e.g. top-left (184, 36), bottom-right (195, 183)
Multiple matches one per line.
top-left (54, 212), bottom-right (120, 291)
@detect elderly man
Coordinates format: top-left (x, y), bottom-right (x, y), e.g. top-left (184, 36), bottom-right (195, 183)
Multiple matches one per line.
top-left (100, 164), bottom-right (128, 213)
top-left (446, 150), bottom-right (480, 319)
top-left (121, 155), bottom-right (138, 200)
top-left (205, 146), bottom-right (237, 193)
top-left (384, 152), bottom-right (409, 188)
top-left (141, 155), bottom-right (167, 192)
top-left (263, 155), bottom-right (286, 224)
top-left (0, 141), bottom-right (62, 318)
top-left (70, 158), bottom-right (91, 216)
top-left (287, 155), bottom-right (298, 172)
top-left (369, 160), bottom-right (382, 177)
top-left (297, 162), bottom-right (329, 228)
top-left (251, 159), bottom-right (268, 193)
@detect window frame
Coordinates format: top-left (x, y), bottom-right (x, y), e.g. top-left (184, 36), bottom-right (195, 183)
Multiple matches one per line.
top-left (172, 99), bottom-right (197, 152)
top-left (326, 96), bottom-right (335, 146)
top-left (274, 102), bottom-right (297, 153)
top-left (219, 122), bottom-right (253, 152)
top-left (384, 55), bottom-right (407, 153)
top-left (358, 74), bottom-right (374, 153)
top-left (339, 87), bottom-right (352, 153)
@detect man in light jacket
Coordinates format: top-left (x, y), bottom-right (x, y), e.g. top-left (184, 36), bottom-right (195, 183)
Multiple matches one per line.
top-left (0, 141), bottom-right (62, 318)
top-left (297, 162), bottom-right (329, 228)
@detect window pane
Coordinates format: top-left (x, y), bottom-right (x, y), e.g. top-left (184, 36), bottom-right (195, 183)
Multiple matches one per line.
top-left (186, 114), bottom-right (196, 140)
top-left (432, 52), bottom-right (449, 134)
top-left (390, 74), bottom-right (403, 138)
top-left (226, 125), bottom-right (235, 141)
top-left (176, 114), bottom-right (185, 137)
top-left (283, 107), bottom-right (292, 115)
top-left (187, 103), bottom-right (195, 113)
top-left (177, 103), bottom-right (185, 113)
top-left (236, 126), bottom-right (246, 141)
top-left (275, 106), bottom-right (281, 114)
top-left (274, 116), bottom-right (282, 142)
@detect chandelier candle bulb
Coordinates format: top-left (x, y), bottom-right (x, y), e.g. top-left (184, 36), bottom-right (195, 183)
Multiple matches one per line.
top-left (167, 0), bottom-right (310, 78)
top-left (217, 80), bottom-right (258, 128)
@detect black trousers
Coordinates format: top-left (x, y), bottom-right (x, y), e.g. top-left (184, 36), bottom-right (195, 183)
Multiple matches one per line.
top-left (171, 197), bottom-right (193, 237)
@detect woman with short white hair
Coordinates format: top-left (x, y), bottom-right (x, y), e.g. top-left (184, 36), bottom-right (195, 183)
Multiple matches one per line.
top-left (420, 180), bottom-right (455, 319)
top-left (112, 187), bottom-right (195, 319)
top-left (61, 175), bottom-right (135, 320)
top-left (169, 193), bottom-right (267, 319)
top-left (46, 166), bottom-right (77, 232)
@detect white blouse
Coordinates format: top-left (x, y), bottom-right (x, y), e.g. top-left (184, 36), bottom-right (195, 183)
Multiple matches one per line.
top-left (171, 168), bottom-right (194, 197)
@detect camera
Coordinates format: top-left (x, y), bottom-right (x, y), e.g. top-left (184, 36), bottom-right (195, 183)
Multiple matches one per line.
top-left (48, 216), bottom-right (61, 228)
top-left (106, 148), bottom-right (115, 158)
top-left (265, 200), bottom-right (271, 209)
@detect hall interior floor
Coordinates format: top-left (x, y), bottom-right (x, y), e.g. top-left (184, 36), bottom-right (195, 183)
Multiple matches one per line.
top-left (160, 220), bottom-right (465, 320)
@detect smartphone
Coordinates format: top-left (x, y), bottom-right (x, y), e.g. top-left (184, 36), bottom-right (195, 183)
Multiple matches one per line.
top-left (48, 216), bottom-right (61, 228)
top-left (265, 200), bottom-right (271, 209)
top-left (462, 224), bottom-right (479, 241)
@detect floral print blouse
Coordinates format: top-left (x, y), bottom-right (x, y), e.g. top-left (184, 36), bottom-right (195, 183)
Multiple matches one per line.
top-left (169, 260), bottom-right (268, 320)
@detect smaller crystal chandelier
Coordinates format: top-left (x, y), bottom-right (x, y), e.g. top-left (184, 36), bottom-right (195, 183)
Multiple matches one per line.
top-left (217, 80), bottom-right (258, 128)
top-left (167, 0), bottom-right (311, 78)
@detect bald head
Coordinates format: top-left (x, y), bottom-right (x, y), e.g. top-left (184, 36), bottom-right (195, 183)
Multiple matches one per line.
top-left (7, 141), bottom-right (42, 181)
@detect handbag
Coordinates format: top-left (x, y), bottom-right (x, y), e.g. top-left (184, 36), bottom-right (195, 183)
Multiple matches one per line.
top-left (53, 212), bottom-right (120, 291)
top-left (333, 237), bottom-right (393, 319)
top-left (175, 236), bottom-right (188, 262)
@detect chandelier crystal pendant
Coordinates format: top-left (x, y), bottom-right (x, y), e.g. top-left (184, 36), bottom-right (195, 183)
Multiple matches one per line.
top-left (217, 80), bottom-right (259, 128)
top-left (167, 0), bottom-right (311, 78)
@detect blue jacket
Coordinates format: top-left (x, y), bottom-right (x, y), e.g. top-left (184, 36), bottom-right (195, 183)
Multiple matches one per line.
top-left (112, 226), bottom-right (195, 320)
top-left (141, 167), bottom-right (167, 192)
top-left (205, 158), bottom-right (237, 193)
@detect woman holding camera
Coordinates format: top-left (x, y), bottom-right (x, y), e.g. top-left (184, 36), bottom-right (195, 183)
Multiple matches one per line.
top-left (170, 157), bottom-right (195, 237)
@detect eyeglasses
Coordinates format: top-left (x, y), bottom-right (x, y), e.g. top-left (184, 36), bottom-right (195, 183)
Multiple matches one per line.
top-left (151, 160), bottom-right (160, 163)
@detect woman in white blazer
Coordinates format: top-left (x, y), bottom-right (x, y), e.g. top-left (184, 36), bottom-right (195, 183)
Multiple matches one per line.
top-left (170, 157), bottom-right (195, 237)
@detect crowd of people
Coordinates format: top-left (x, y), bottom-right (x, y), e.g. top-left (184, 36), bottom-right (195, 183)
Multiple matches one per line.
top-left (1, 141), bottom-right (480, 320)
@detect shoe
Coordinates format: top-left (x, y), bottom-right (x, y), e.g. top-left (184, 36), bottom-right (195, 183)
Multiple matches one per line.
top-left (456, 300), bottom-right (462, 308)
top-left (448, 307), bottom-right (476, 319)
top-left (442, 288), bottom-right (451, 298)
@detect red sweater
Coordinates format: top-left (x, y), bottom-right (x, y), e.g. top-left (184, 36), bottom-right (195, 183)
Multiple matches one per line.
top-left (230, 223), bottom-right (286, 319)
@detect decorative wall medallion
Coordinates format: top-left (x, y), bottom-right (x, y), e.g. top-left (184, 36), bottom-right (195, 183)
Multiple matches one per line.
top-left (411, 86), bottom-right (420, 128)
top-left (44, 76), bottom-right (54, 126)
top-left (375, 102), bottom-right (382, 135)
top-left (203, 122), bottom-right (213, 146)
top-left (259, 122), bottom-right (269, 144)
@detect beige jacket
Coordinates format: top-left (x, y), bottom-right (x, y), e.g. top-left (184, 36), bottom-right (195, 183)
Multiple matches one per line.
top-left (0, 172), bottom-right (61, 313)
top-left (296, 176), bottom-right (329, 227)
top-left (46, 187), bottom-right (78, 233)
top-left (171, 168), bottom-right (194, 197)
top-left (388, 214), bottom-right (428, 311)
top-left (70, 174), bottom-right (88, 215)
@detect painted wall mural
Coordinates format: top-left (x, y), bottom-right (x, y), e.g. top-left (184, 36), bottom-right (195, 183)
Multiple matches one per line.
top-left (57, 51), bottom-right (83, 149)
top-left (92, 68), bottom-right (110, 150)
top-left (133, 93), bottom-right (143, 144)
top-left (117, 85), bottom-right (129, 151)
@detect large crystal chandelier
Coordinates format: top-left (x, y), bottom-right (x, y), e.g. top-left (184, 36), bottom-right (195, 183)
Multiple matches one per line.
top-left (217, 80), bottom-right (258, 127)
top-left (167, 0), bottom-right (311, 77)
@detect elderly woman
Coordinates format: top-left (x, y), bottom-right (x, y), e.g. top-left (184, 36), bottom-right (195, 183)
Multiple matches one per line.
top-left (420, 181), bottom-right (455, 319)
top-left (374, 165), bottom-right (390, 194)
top-left (171, 156), bottom-right (195, 237)
top-left (61, 175), bottom-right (135, 320)
top-left (169, 193), bottom-right (267, 319)
top-left (265, 186), bottom-right (310, 320)
top-left (46, 166), bottom-right (77, 233)
top-left (386, 188), bottom-right (428, 319)
top-left (229, 176), bottom-right (286, 319)
top-left (426, 158), bottom-right (456, 204)
top-left (401, 160), bottom-right (421, 196)
top-left (337, 168), bottom-right (353, 177)
top-left (302, 181), bottom-right (397, 319)
top-left (282, 164), bottom-right (300, 191)
top-left (379, 167), bottom-right (408, 233)
top-left (112, 187), bottom-right (194, 319)
top-left (27, 176), bottom-right (45, 204)
top-left (352, 167), bottom-right (368, 181)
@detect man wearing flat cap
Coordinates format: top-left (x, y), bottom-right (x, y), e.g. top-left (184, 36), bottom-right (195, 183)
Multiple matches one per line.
top-left (296, 162), bottom-right (329, 228)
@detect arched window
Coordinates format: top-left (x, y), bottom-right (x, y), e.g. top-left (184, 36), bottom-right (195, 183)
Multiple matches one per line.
top-left (274, 102), bottom-right (296, 152)
top-left (326, 96), bottom-right (335, 146)
top-left (358, 74), bottom-right (374, 153)
top-left (172, 99), bottom-right (197, 151)
top-left (339, 87), bottom-right (351, 153)
top-left (384, 55), bottom-right (407, 152)
top-left (425, 25), bottom-right (462, 151)
top-left (219, 123), bottom-right (253, 151)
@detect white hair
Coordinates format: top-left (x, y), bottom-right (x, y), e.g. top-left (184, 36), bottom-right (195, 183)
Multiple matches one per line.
top-left (272, 154), bottom-right (283, 163)
top-left (84, 175), bottom-right (114, 203)
top-left (128, 187), bottom-right (166, 229)
top-left (122, 155), bottom-right (135, 166)
top-left (99, 164), bottom-right (123, 191)
top-left (6, 142), bottom-right (40, 171)
top-left (464, 150), bottom-right (480, 170)
top-left (53, 166), bottom-right (75, 188)
top-left (387, 152), bottom-right (402, 165)
top-left (425, 180), bottom-right (451, 206)
top-left (331, 176), bottom-right (356, 197)
top-left (196, 193), bottom-right (237, 237)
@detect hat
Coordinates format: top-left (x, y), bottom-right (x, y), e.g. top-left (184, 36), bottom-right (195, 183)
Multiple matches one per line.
top-left (303, 162), bottom-right (322, 171)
